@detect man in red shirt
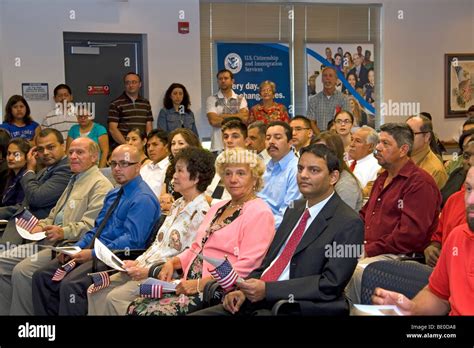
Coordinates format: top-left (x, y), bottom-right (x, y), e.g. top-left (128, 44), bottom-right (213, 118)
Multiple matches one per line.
top-left (346, 123), bottom-right (441, 305)
top-left (424, 139), bottom-right (474, 266)
top-left (373, 166), bottom-right (474, 315)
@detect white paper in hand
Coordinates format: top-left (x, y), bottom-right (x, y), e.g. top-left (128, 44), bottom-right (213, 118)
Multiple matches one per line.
top-left (94, 239), bottom-right (126, 271)
top-left (15, 218), bottom-right (46, 241)
top-left (40, 245), bottom-right (82, 256)
top-left (353, 304), bottom-right (403, 316)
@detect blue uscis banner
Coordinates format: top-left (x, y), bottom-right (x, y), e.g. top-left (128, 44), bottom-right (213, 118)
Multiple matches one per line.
top-left (216, 42), bottom-right (291, 111)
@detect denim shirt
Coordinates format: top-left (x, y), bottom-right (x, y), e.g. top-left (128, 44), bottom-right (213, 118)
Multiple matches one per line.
top-left (157, 108), bottom-right (199, 136)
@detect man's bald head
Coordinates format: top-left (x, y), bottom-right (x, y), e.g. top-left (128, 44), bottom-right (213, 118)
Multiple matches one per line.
top-left (110, 145), bottom-right (141, 185)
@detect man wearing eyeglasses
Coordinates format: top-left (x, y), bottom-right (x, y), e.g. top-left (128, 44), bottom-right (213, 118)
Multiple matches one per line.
top-left (290, 116), bottom-right (314, 153)
top-left (0, 128), bottom-right (72, 245)
top-left (32, 144), bottom-right (161, 316)
top-left (406, 115), bottom-right (448, 189)
top-left (108, 72), bottom-right (153, 149)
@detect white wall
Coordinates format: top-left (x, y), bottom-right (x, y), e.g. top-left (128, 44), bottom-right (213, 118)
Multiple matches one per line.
top-left (380, 0), bottom-right (474, 141)
top-left (1, 0), bottom-right (473, 141)
top-left (0, 0), bottom-right (207, 135)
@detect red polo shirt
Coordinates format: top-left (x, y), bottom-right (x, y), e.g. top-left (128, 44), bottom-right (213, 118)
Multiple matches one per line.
top-left (361, 160), bottom-right (441, 257)
top-left (431, 186), bottom-right (466, 245)
top-left (429, 223), bottom-right (474, 315)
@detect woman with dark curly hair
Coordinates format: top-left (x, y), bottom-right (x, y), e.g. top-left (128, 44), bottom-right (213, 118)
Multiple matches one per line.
top-left (88, 147), bottom-right (215, 315)
top-left (0, 95), bottom-right (40, 143)
top-left (157, 83), bottom-right (199, 136)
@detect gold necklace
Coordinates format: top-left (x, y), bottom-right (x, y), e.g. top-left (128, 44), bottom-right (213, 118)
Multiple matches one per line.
top-left (228, 194), bottom-right (256, 210)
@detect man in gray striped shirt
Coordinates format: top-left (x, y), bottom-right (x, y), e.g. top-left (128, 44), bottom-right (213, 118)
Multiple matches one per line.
top-left (307, 67), bottom-right (350, 132)
top-left (108, 72), bottom-right (153, 146)
top-left (41, 84), bottom-right (77, 140)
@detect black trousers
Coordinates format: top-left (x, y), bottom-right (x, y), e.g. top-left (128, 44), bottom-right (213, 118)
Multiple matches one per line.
top-left (189, 301), bottom-right (272, 316)
top-left (32, 257), bottom-right (108, 316)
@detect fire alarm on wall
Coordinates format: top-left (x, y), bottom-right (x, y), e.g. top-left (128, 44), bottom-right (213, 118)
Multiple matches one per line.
top-left (178, 22), bottom-right (189, 34)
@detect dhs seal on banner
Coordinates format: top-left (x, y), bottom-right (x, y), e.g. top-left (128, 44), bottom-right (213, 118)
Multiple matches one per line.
top-left (224, 53), bottom-right (243, 74)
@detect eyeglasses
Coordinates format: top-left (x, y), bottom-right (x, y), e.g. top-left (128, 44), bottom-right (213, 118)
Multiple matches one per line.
top-left (125, 80), bottom-right (140, 85)
top-left (463, 152), bottom-right (473, 160)
top-left (110, 161), bottom-right (139, 169)
top-left (292, 127), bottom-right (310, 132)
top-left (335, 119), bottom-right (352, 125)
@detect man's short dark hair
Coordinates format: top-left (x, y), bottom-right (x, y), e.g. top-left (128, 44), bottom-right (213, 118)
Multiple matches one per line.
top-left (463, 116), bottom-right (474, 128)
top-left (291, 115), bottom-right (312, 129)
top-left (419, 112), bottom-right (432, 121)
top-left (54, 84), bottom-right (72, 96)
top-left (379, 123), bottom-right (414, 156)
top-left (459, 129), bottom-right (474, 151)
top-left (148, 129), bottom-right (168, 145)
top-left (267, 121), bottom-right (292, 142)
top-left (248, 121), bottom-right (267, 137)
top-left (300, 143), bottom-right (340, 173)
top-left (37, 128), bottom-right (64, 145)
top-left (123, 72), bottom-right (141, 82)
top-left (216, 69), bottom-right (234, 80)
top-left (174, 147), bottom-right (216, 193)
top-left (221, 119), bottom-right (248, 139)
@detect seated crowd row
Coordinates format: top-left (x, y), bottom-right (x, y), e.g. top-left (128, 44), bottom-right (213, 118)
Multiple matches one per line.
top-left (0, 101), bottom-right (472, 316)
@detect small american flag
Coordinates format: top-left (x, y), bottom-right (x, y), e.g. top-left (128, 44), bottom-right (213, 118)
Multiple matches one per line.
top-left (209, 257), bottom-right (240, 292)
top-left (139, 284), bottom-right (163, 298)
top-left (16, 209), bottom-right (39, 232)
top-left (51, 260), bottom-right (77, 282)
top-left (87, 271), bottom-right (110, 294)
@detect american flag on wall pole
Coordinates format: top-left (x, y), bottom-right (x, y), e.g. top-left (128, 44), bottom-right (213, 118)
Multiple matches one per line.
top-left (16, 209), bottom-right (39, 232)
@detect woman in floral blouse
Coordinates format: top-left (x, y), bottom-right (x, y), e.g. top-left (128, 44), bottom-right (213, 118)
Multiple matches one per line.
top-left (127, 148), bottom-right (275, 316)
top-left (248, 81), bottom-right (290, 125)
top-left (87, 147), bottom-right (215, 315)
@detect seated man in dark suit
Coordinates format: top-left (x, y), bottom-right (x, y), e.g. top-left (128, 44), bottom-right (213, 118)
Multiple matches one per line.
top-left (0, 128), bottom-right (72, 244)
top-left (192, 144), bottom-right (364, 315)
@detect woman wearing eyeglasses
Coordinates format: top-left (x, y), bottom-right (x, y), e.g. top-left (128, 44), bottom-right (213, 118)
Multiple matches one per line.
top-left (66, 109), bottom-right (109, 168)
top-left (333, 110), bottom-right (354, 153)
top-left (248, 81), bottom-right (289, 125)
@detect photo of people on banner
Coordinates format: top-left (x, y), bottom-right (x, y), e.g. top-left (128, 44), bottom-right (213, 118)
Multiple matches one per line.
top-left (306, 43), bottom-right (375, 128)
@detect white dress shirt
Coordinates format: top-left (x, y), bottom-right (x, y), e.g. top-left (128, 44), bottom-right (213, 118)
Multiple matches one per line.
top-left (349, 153), bottom-right (381, 188)
top-left (140, 157), bottom-right (170, 198)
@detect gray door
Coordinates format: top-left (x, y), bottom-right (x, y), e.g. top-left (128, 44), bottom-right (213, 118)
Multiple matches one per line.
top-left (63, 32), bottom-right (145, 128)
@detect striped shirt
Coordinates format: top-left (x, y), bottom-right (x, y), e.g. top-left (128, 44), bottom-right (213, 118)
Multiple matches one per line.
top-left (108, 92), bottom-right (153, 136)
top-left (42, 105), bottom-right (77, 140)
top-left (306, 90), bottom-right (350, 131)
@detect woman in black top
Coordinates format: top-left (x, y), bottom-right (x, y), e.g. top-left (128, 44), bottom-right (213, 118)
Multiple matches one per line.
top-left (1, 138), bottom-right (31, 206)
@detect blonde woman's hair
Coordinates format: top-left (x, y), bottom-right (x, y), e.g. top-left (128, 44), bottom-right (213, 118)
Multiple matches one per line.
top-left (215, 147), bottom-right (265, 192)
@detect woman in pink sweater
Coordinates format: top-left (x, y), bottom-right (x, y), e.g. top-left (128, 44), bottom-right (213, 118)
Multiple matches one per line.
top-left (127, 148), bottom-right (275, 316)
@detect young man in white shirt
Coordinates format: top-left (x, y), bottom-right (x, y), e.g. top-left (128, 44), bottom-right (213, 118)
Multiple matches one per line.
top-left (206, 69), bottom-right (249, 153)
top-left (140, 129), bottom-right (170, 198)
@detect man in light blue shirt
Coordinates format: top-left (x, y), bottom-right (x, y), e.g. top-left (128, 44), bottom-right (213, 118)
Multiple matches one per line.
top-left (31, 145), bottom-right (161, 316)
top-left (258, 121), bottom-right (301, 228)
